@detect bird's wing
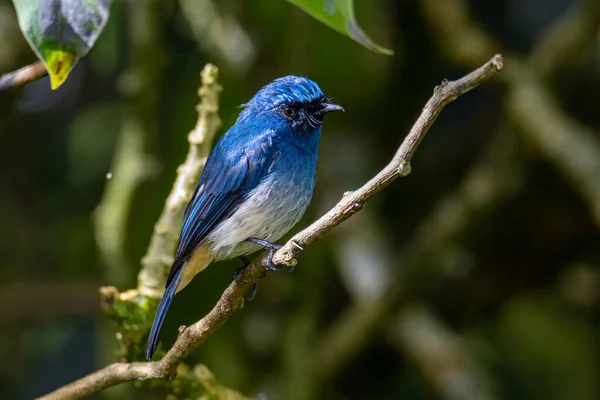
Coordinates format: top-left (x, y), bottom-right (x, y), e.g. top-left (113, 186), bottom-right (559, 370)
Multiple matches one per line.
top-left (165, 130), bottom-right (279, 287)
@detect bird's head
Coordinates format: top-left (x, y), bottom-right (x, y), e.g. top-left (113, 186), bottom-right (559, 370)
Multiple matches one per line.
top-left (238, 76), bottom-right (343, 135)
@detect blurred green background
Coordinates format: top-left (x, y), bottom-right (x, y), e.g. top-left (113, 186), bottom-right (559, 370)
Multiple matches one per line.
top-left (1, 0), bottom-right (600, 399)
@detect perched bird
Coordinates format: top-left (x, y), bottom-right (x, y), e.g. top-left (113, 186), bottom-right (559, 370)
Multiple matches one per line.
top-left (146, 76), bottom-right (343, 359)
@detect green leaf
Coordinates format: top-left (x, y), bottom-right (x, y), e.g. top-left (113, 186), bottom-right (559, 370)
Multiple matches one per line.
top-left (287, 0), bottom-right (393, 55)
top-left (12, 0), bottom-right (112, 89)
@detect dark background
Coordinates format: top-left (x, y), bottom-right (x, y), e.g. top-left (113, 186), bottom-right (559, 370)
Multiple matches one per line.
top-left (1, 0), bottom-right (599, 399)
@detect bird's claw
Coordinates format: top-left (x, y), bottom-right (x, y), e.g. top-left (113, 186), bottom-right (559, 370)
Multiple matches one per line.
top-left (241, 238), bottom-right (297, 298)
top-left (234, 255), bottom-right (260, 300)
top-left (233, 255), bottom-right (251, 284)
top-left (247, 237), bottom-right (282, 271)
top-left (233, 266), bottom-right (245, 285)
top-left (247, 237), bottom-right (282, 252)
top-left (248, 283), bottom-right (259, 301)
top-left (266, 252), bottom-right (279, 271)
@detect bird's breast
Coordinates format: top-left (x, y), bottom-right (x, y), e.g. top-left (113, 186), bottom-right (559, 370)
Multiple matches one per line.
top-left (205, 156), bottom-right (316, 260)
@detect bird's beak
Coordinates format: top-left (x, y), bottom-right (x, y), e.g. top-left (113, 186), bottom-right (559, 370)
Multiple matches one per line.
top-left (321, 102), bottom-right (344, 114)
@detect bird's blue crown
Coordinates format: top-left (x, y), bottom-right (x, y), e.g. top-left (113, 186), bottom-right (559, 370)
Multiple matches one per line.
top-left (241, 76), bottom-right (325, 113)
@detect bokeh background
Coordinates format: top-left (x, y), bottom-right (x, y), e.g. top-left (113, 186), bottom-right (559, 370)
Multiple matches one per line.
top-left (1, 0), bottom-right (600, 399)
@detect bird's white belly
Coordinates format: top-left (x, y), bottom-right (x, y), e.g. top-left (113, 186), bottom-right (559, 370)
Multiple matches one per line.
top-left (204, 173), bottom-right (312, 260)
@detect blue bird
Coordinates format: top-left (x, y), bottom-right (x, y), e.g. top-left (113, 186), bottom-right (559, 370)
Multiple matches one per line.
top-left (146, 76), bottom-right (343, 359)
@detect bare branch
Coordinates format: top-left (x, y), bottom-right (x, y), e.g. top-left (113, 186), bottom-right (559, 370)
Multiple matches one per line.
top-left (38, 363), bottom-right (159, 400)
top-left (0, 61), bottom-right (47, 92)
top-left (38, 55), bottom-right (502, 400)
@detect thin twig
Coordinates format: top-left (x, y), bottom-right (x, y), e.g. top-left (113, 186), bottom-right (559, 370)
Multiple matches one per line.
top-left (0, 61), bottom-right (47, 92)
top-left (38, 55), bottom-right (502, 400)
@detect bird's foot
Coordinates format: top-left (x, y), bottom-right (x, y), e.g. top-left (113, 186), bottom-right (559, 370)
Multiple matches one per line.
top-left (233, 255), bottom-right (259, 300)
top-left (233, 255), bottom-right (250, 284)
top-left (246, 237), bottom-right (282, 271)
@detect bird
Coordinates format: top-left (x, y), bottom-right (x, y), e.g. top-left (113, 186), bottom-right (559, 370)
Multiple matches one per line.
top-left (146, 76), bottom-right (343, 359)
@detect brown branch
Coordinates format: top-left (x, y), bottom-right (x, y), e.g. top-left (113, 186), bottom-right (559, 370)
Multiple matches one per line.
top-left (0, 61), bottom-right (47, 92)
top-left (38, 363), bottom-right (159, 400)
top-left (38, 55), bottom-right (502, 400)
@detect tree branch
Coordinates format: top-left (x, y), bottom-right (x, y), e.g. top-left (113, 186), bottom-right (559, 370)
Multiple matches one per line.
top-left (38, 55), bottom-right (502, 400)
top-left (0, 61), bottom-right (47, 92)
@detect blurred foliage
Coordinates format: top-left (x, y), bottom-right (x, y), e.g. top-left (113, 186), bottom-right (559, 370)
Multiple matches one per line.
top-left (0, 0), bottom-right (599, 399)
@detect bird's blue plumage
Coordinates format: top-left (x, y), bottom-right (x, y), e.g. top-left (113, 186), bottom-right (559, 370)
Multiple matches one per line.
top-left (239, 76), bottom-right (326, 119)
top-left (146, 76), bottom-right (343, 359)
top-left (147, 265), bottom-right (182, 359)
top-left (170, 128), bottom-right (279, 285)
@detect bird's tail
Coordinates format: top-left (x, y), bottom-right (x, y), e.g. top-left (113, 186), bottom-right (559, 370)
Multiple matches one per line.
top-left (146, 264), bottom-right (184, 360)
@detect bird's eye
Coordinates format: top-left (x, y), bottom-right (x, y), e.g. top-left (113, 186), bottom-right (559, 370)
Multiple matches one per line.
top-left (282, 107), bottom-right (296, 118)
